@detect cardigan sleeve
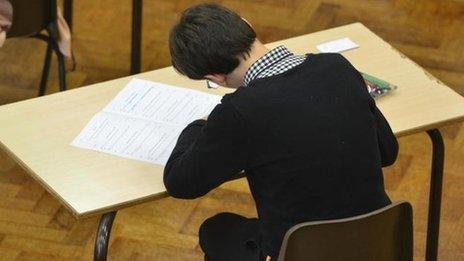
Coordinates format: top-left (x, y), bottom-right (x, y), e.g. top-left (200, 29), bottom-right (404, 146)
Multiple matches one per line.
top-left (163, 101), bottom-right (249, 199)
top-left (339, 52), bottom-right (399, 167)
top-left (368, 99), bottom-right (399, 167)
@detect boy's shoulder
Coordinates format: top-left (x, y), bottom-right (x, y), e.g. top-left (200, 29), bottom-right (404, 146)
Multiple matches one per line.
top-left (220, 87), bottom-right (251, 106)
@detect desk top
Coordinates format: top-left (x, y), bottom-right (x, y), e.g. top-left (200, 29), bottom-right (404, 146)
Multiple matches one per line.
top-left (1, 23), bottom-right (464, 217)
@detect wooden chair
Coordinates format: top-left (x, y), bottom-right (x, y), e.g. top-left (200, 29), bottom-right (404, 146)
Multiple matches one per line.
top-left (6, 0), bottom-right (67, 96)
top-left (277, 201), bottom-right (413, 261)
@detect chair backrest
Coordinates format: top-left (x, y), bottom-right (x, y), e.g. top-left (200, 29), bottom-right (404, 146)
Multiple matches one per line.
top-left (277, 201), bottom-right (413, 261)
top-left (6, 0), bottom-right (56, 38)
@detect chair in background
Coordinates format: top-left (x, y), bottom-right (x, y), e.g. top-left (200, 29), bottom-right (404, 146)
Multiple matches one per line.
top-left (6, 0), bottom-right (67, 96)
top-left (277, 201), bottom-right (413, 261)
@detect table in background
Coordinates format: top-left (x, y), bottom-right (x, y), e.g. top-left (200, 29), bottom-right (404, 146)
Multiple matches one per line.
top-left (1, 23), bottom-right (463, 261)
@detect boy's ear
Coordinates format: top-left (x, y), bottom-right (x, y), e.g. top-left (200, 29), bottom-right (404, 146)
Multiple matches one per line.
top-left (205, 74), bottom-right (227, 87)
top-left (241, 17), bottom-right (252, 28)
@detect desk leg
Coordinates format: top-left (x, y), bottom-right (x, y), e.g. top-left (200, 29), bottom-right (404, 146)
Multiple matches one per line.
top-left (94, 211), bottom-right (117, 261)
top-left (425, 129), bottom-right (444, 261)
top-left (130, 0), bottom-right (143, 74)
top-left (64, 0), bottom-right (73, 32)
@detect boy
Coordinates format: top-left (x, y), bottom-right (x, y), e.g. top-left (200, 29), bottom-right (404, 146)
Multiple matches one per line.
top-left (164, 4), bottom-right (398, 261)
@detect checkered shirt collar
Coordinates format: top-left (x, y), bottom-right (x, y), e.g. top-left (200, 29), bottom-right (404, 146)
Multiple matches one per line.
top-left (243, 45), bottom-right (293, 86)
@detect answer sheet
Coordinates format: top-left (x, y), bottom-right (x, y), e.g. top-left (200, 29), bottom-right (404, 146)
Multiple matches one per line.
top-left (72, 79), bottom-right (221, 165)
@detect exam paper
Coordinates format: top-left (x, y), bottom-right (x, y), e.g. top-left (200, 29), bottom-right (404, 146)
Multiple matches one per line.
top-left (104, 79), bottom-right (221, 125)
top-left (72, 79), bottom-right (222, 165)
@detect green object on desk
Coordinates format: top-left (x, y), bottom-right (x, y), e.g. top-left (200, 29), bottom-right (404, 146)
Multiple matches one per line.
top-left (361, 72), bottom-right (397, 98)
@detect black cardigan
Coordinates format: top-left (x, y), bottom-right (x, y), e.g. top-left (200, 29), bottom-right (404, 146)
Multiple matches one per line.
top-left (163, 53), bottom-right (398, 258)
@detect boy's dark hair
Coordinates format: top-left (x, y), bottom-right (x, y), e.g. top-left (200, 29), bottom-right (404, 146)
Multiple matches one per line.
top-left (169, 4), bottom-right (256, 79)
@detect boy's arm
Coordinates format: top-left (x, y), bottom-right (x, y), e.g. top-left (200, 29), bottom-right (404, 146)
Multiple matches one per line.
top-left (163, 102), bottom-right (248, 199)
top-left (338, 53), bottom-right (399, 167)
top-left (370, 99), bottom-right (399, 167)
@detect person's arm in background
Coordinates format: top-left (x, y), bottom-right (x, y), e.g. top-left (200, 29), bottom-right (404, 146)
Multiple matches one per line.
top-left (163, 101), bottom-right (249, 199)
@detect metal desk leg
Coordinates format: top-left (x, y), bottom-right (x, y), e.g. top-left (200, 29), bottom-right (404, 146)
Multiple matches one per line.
top-left (94, 211), bottom-right (117, 261)
top-left (425, 129), bottom-right (444, 261)
top-left (64, 0), bottom-right (73, 32)
top-left (130, 0), bottom-right (142, 74)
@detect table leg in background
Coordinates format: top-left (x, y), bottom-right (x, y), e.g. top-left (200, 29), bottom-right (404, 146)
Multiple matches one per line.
top-left (94, 211), bottom-right (117, 261)
top-left (425, 129), bottom-right (444, 261)
top-left (131, 0), bottom-right (143, 74)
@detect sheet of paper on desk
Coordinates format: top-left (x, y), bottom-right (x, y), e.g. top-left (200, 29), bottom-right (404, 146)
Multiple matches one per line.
top-left (316, 37), bottom-right (359, 53)
top-left (71, 79), bottom-right (221, 165)
top-left (104, 79), bottom-right (221, 125)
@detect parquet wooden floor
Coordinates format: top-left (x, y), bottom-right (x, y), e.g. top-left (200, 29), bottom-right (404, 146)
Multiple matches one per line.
top-left (0, 0), bottom-right (463, 260)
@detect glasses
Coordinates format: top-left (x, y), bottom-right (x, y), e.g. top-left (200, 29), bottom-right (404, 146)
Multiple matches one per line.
top-left (206, 80), bottom-right (220, 89)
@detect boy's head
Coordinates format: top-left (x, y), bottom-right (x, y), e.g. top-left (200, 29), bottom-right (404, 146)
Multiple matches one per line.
top-left (169, 4), bottom-right (257, 88)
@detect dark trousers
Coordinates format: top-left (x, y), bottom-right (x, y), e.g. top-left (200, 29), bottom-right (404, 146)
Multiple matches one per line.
top-left (199, 212), bottom-right (264, 261)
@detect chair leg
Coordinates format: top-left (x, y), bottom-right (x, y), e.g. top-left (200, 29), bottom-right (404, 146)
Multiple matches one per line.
top-left (130, 0), bottom-right (142, 74)
top-left (52, 45), bottom-right (67, 92)
top-left (64, 0), bottom-right (73, 32)
top-left (38, 44), bottom-right (53, 96)
top-left (34, 31), bottom-right (68, 94)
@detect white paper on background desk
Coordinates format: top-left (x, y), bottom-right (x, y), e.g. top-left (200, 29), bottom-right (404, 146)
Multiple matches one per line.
top-left (316, 37), bottom-right (359, 53)
top-left (71, 78), bottom-right (222, 165)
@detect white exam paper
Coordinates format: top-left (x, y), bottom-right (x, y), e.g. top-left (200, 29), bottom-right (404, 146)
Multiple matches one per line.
top-left (71, 79), bottom-right (222, 165)
top-left (316, 37), bottom-right (359, 53)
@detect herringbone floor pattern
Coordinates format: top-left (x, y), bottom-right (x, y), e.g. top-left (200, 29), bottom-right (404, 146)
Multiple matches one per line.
top-left (0, 0), bottom-right (463, 260)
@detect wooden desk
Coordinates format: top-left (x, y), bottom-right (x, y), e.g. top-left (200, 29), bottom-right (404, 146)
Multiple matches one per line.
top-left (1, 23), bottom-right (463, 260)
